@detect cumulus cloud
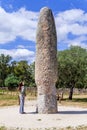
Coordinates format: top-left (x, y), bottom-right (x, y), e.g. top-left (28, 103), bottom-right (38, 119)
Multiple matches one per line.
top-left (0, 48), bottom-right (35, 64)
top-left (0, 7), bottom-right (87, 47)
top-left (67, 36), bottom-right (87, 49)
top-left (55, 9), bottom-right (87, 49)
top-left (0, 7), bottom-right (87, 63)
top-left (0, 7), bottom-right (38, 44)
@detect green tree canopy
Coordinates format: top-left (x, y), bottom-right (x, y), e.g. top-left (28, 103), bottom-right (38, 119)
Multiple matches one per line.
top-left (5, 73), bottom-right (19, 90)
top-left (57, 46), bottom-right (87, 99)
top-left (0, 54), bottom-right (12, 86)
top-left (14, 60), bottom-right (35, 87)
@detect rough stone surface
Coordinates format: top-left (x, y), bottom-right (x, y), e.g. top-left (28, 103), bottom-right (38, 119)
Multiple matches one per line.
top-left (35, 7), bottom-right (58, 114)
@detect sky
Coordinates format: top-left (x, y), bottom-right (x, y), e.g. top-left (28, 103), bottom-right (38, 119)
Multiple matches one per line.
top-left (0, 0), bottom-right (87, 64)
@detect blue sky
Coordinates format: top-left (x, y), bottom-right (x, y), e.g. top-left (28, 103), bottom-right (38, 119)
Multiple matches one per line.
top-left (0, 0), bottom-right (87, 64)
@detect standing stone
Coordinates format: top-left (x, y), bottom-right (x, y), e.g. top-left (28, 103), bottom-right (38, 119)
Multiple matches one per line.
top-left (35, 7), bottom-right (58, 114)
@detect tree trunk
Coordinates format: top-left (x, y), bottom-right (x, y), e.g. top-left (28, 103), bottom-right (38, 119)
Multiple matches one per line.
top-left (69, 86), bottom-right (74, 100)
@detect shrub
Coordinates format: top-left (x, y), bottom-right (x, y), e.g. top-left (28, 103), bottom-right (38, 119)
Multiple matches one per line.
top-left (5, 74), bottom-right (20, 90)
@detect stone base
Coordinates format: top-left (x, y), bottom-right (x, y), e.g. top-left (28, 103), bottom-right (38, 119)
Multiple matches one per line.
top-left (37, 94), bottom-right (57, 114)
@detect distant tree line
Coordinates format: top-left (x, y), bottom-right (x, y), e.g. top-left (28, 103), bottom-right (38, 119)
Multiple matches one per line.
top-left (0, 54), bottom-right (35, 90)
top-left (0, 46), bottom-right (87, 99)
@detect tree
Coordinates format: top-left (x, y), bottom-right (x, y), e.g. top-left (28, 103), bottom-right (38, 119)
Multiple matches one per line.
top-left (5, 73), bottom-right (19, 90)
top-left (0, 54), bottom-right (12, 86)
top-left (29, 62), bottom-right (36, 87)
top-left (10, 61), bottom-right (17, 74)
top-left (57, 46), bottom-right (87, 100)
top-left (14, 60), bottom-right (34, 86)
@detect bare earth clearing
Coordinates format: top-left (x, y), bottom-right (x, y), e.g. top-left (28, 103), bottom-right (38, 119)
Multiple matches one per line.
top-left (0, 100), bottom-right (87, 130)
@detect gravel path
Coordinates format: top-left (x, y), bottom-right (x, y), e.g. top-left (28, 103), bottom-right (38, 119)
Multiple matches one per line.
top-left (0, 100), bottom-right (87, 129)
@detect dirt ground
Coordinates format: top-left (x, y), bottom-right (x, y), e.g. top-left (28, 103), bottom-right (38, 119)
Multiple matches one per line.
top-left (0, 100), bottom-right (87, 130)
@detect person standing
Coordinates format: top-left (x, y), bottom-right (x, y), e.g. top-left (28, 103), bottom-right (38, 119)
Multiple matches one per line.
top-left (18, 81), bottom-right (26, 114)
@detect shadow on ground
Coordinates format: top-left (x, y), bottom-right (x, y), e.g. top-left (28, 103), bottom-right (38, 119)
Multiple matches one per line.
top-left (58, 110), bottom-right (87, 114)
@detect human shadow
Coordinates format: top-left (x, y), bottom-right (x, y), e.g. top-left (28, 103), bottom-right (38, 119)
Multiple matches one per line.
top-left (58, 110), bottom-right (87, 114)
top-left (25, 111), bottom-right (87, 115)
top-left (24, 111), bottom-right (38, 114)
top-left (25, 110), bottom-right (87, 114)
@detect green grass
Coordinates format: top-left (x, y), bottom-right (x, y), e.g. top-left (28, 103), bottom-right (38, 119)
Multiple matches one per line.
top-left (72, 98), bottom-right (87, 102)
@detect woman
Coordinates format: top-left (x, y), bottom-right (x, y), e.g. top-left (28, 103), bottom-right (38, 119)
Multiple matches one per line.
top-left (18, 81), bottom-right (26, 114)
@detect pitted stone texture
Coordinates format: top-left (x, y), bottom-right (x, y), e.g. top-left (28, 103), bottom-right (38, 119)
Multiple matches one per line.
top-left (35, 7), bottom-right (58, 114)
top-left (35, 7), bottom-right (57, 85)
top-left (37, 84), bottom-right (57, 114)
top-left (38, 94), bottom-right (57, 114)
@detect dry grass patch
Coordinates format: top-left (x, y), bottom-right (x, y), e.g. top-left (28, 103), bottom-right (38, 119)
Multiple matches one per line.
top-left (0, 89), bottom-right (87, 108)
top-left (0, 92), bottom-right (18, 106)
top-left (59, 94), bottom-right (87, 108)
top-left (0, 126), bottom-right (87, 130)
top-left (0, 90), bottom-right (37, 107)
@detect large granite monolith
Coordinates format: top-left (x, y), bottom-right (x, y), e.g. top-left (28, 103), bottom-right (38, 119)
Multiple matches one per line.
top-left (35, 7), bottom-right (58, 114)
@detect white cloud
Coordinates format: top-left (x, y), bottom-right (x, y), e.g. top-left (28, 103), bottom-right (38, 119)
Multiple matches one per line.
top-left (55, 9), bottom-right (87, 48)
top-left (69, 41), bottom-right (87, 49)
top-left (56, 9), bottom-right (84, 23)
top-left (0, 7), bottom-right (87, 63)
top-left (0, 48), bottom-right (35, 64)
top-left (67, 36), bottom-right (87, 49)
top-left (17, 45), bottom-right (25, 49)
top-left (69, 24), bottom-right (87, 35)
top-left (0, 7), bottom-right (38, 44)
top-left (0, 7), bottom-right (87, 47)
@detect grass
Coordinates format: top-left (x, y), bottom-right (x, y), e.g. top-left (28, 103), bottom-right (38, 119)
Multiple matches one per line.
top-left (0, 90), bottom-right (37, 107)
top-left (0, 126), bottom-right (6, 130)
top-left (0, 90), bottom-right (18, 106)
top-left (61, 125), bottom-right (87, 130)
top-left (0, 89), bottom-right (87, 107)
top-left (59, 94), bottom-right (87, 108)
top-left (0, 126), bottom-right (87, 130)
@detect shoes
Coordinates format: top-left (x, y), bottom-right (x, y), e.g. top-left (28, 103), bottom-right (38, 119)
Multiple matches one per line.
top-left (20, 112), bottom-right (26, 114)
